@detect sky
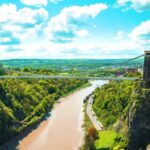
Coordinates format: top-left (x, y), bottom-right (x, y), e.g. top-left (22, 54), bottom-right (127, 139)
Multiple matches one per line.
top-left (0, 0), bottom-right (150, 59)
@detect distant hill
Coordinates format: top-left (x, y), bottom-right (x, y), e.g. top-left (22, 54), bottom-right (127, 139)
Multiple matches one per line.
top-left (0, 59), bottom-right (144, 69)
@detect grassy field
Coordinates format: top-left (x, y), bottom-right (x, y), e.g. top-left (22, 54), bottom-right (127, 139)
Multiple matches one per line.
top-left (95, 130), bottom-right (127, 150)
top-left (95, 130), bottom-right (117, 150)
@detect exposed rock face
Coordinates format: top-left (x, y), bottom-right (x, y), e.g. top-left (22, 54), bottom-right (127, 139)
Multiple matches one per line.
top-left (128, 85), bottom-right (150, 150)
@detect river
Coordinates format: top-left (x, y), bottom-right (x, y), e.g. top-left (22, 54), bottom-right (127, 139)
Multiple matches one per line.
top-left (16, 80), bottom-right (107, 150)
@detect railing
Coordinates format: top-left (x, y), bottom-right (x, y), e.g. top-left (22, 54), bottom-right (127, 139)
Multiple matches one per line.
top-left (0, 75), bottom-right (141, 80)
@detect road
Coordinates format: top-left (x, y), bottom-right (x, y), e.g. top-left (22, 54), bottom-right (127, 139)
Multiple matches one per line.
top-left (86, 96), bottom-right (103, 131)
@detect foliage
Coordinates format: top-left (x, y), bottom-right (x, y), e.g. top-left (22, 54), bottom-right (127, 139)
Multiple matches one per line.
top-left (88, 127), bottom-right (99, 141)
top-left (83, 127), bottom-right (98, 150)
top-left (0, 64), bottom-right (6, 75)
top-left (93, 80), bottom-right (134, 127)
top-left (91, 80), bottom-right (136, 149)
top-left (0, 77), bottom-right (87, 145)
top-left (0, 59), bottom-right (143, 77)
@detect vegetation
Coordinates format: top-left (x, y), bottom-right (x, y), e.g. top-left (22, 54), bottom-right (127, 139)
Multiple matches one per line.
top-left (95, 130), bottom-right (117, 149)
top-left (82, 79), bottom-right (150, 150)
top-left (0, 59), bottom-right (146, 149)
top-left (93, 80), bottom-right (134, 128)
top-left (87, 80), bottom-right (137, 150)
top-left (0, 64), bottom-right (6, 75)
top-left (0, 59), bottom-right (143, 78)
top-left (0, 59), bottom-right (143, 70)
top-left (81, 80), bottom-right (134, 150)
top-left (95, 130), bottom-right (127, 150)
top-left (81, 99), bottom-right (96, 150)
top-left (83, 127), bottom-right (99, 150)
top-left (0, 77), bottom-right (88, 146)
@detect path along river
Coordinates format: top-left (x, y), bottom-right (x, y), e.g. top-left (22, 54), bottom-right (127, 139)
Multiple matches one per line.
top-left (17, 80), bottom-right (107, 150)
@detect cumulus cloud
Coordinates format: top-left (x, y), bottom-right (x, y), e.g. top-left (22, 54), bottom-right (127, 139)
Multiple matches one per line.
top-left (0, 4), bottom-right (48, 25)
top-left (75, 30), bottom-right (89, 37)
top-left (5, 46), bottom-right (23, 52)
top-left (50, 0), bottom-right (62, 4)
top-left (0, 31), bottom-right (20, 45)
top-left (117, 0), bottom-right (150, 11)
top-left (129, 20), bottom-right (150, 45)
top-left (0, 4), bottom-right (48, 45)
top-left (20, 0), bottom-right (48, 7)
top-left (45, 3), bottom-right (108, 43)
top-left (57, 40), bottom-right (142, 59)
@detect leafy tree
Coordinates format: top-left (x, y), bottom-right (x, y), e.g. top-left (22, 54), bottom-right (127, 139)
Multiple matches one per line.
top-left (0, 75), bottom-right (87, 146)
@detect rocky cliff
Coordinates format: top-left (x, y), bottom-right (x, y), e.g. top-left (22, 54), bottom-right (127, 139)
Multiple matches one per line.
top-left (127, 82), bottom-right (150, 150)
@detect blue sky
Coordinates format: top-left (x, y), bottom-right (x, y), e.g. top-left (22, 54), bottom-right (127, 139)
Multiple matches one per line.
top-left (0, 0), bottom-right (150, 59)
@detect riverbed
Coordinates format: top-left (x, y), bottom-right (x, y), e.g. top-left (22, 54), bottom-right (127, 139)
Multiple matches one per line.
top-left (17, 80), bottom-right (107, 150)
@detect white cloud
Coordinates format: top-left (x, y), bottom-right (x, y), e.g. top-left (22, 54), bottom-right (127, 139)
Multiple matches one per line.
top-left (50, 0), bottom-right (62, 4)
top-left (117, 0), bottom-right (130, 6)
top-left (0, 35), bottom-right (144, 59)
top-left (0, 2), bottom-right (146, 59)
top-left (21, 0), bottom-right (48, 7)
top-left (75, 30), bottom-right (89, 37)
top-left (0, 4), bottom-right (48, 25)
top-left (0, 4), bottom-right (17, 23)
top-left (117, 0), bottom-right (150, 11)
top-left (0, 4), bottom-right (48, 44)
top-left (0, 38), bottom-right (11, 43)
top-left (130, 20), bottom-right (150, 45)
top-left (45, 3), bottom-right (108, 43)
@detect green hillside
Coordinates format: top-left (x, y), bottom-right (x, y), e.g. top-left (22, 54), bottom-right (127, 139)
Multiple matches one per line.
top-left (0, 77), bottom-right (87, 146)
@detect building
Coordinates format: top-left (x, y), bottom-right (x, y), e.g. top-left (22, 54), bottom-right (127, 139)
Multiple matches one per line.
top-left (125, 68), bottom-right (138, 74)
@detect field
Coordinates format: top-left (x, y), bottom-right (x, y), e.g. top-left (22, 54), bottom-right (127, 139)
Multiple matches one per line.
top-left (95, 130), bottom-right (117, 149)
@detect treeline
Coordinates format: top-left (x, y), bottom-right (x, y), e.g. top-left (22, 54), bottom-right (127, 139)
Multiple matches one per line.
top-left (93, 80), bottom-right (134, 127)
top-left (0, 78), bottom-right (87, 145)
top-left (92, 80), bottom-right (136, 149)
top-left (92, 80), bottom-right (150, 149)
top-left (0, 64), bottom-right (6, 75)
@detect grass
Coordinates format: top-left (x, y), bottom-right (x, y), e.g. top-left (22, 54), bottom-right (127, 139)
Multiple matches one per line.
top-left (95, 130), bottom-right (127, 150)
top-left (95, 130), bottom-right (117, 150)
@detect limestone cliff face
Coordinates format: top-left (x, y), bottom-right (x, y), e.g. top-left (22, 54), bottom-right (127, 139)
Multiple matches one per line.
top-left (127, 85), bottom-right (150, 150)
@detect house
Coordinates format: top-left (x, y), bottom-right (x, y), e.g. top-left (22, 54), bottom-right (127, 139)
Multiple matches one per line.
top-left (125, 68), bottom-right (138, 74)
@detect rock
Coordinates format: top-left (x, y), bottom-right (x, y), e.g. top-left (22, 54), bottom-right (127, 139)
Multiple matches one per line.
top-left (127, 83), bottom-right (150, 150)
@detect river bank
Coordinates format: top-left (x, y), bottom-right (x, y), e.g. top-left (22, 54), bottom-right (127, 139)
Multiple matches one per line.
top-left (17, 81), bottom-right (103, 150)
top-left (0, 80), bottom-right (88, 150)
top-left (1, 80), bottom-right (105, 150)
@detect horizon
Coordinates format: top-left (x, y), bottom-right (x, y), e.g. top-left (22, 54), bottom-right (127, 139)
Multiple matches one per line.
top-left (0, 0), bottom-right (150, 59)
top-left (0, 57), bottom-right (143, 61)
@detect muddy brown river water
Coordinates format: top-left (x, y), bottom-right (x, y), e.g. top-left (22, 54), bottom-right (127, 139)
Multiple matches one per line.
top-left (17, 80), bottom-right (107, 150)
